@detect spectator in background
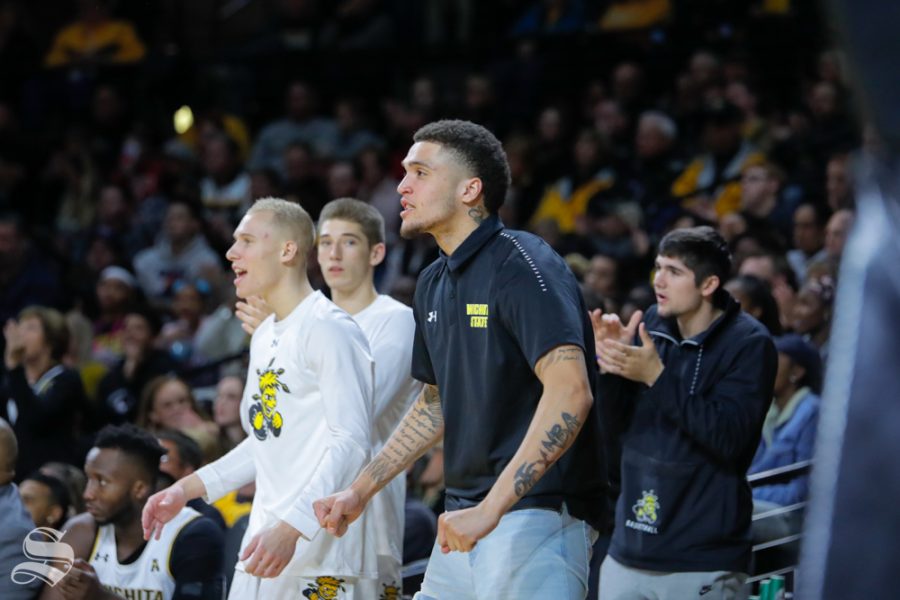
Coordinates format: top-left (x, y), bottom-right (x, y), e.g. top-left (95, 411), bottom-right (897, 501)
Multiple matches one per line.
top-left (87, 84), bottom-right (130, 176)
top-left (592, 98), bottom-right (632, 161)
top-left (459, 73), bottom-right (502, 136)
top-left (672, 101), bottom-right (765, 220)
top-left (2, 305), bottom-right (88, 481)
top-left (825, 152), bottom-right (854, 211)
top-left (248, 167), bottom-right (281, 202)
top-left (583, 254), bottom-right (621, 310)
top-left (325, 161), bottom-right (360, 208)
top-left (200, 134), bottom-right (252, 252)
top-left (628, 110), bottom-right (684, 237)
top-left (157, 278), bottom-right (215, 367)
top-left (738, 162), bottom-right (796, 246)
top-left (610, 62), bottom-right (648, 123)
top-left (805, 82), bottom-right (859, 172)
top-left (132, 200), bottom-right (220, 308)
top-left (824, 207), bottom-right (854, 262)
top-left (91, 265), bottom-right (139, 368)
top-left (748, 334), bottom-right (821, 543)
top-left (81, 182), bottom-right (144, 263)
top-left (530, 128), bottom-right (615, 235)
top-left (533, 105), bottom-right (569, 189)
top-left (595, 226), bottom-right (777, 600)
top-left (64, 310), bottom-right (108, 405)
top-left (0, 213), bottom-right (62, 324)
top-left (156, 429), bottom-right (226, 530)
top-left (356, 145), bottom-right (401, 247)
top-left (191, 270), bottom-right (248, 374)
top-left (19, 471), bottom-right (70, 530)
top-left (740, 252), bottom-right (798, 332)
top-left (725, 274), bottom-right (783, 335)
top-left (0, 417), bottom-right (42, 600)
top-left (212, 375), bottom-right (245, 454)
top-left (137, 375), bottom-right (220, 463)
top-left (280, 142), bottom-right (329, 217)
top-left (787, 202), bottom-right (830, 283)
top-left (725, 80), bottom-right (769, 150)
top-left (40, 461), bottom-right (87, 519)
top-left (42, 127), bottom-right (99, 238)
top-left (43, 0), bottom-right (146, 69)
top-left (326, 97), bottom-right (383, 162)
top-left (95, 307), bottom-right (176, 426)
top-left (791, 275), bottom-right (835, 362)
top-left (248, 81), bottom-right (338, 174)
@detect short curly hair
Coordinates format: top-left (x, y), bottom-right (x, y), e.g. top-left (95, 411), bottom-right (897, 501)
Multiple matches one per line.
top-left (94, 424), bottom-right (166, 483)
top-left (413, 120), bottom-right (511, 215)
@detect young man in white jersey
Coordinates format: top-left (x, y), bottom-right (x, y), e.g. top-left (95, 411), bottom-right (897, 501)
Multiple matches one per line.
top-left (141, 198), bottom-right (377, 599)
top-left (40, 424), bottom-right (224, 600)
top-left (237, 197), bottom-right (422, 598)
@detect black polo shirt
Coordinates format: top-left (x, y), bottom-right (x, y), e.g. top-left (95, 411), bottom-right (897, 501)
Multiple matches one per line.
top-left (411, 215), bottom-right (607, 530)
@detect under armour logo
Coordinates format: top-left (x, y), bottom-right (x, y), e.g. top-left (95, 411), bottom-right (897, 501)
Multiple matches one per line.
top-left (95, 552), bottom-right (109, 562)
top-left (270, 339), bottom-right (279, 348)
top-left (427, 311), bottom-right (437, 323)
top-left (151, 559), bottom-right (160, 572)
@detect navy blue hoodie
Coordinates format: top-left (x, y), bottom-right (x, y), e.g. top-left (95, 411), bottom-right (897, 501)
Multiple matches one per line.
top-left (601, 296), bottom-right (777, 573)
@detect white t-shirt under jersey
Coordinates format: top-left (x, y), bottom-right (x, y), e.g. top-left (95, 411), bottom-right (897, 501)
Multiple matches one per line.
top-left (196, 290), bottom-right (376, 578)
top-left (354, 294), bottom-right (422, 565)
top-left (90, 506), bottom-right (200, 599)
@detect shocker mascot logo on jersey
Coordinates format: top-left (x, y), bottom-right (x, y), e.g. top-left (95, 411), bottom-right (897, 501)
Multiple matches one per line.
top-left (302, 576), bottom-right (346, 599)
top-left (380, 582), bottom-right (401, 599)
top-left (249, 357), bottom-right (289, 440)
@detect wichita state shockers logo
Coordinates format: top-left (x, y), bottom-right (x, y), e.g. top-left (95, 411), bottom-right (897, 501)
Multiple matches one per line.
top-left (633, 489), bottom-right (659, 525)
top-left (625, 489), bottom-right (661, 535)
top-left (249, 357), bottom-right (289, 440)
top-left (379, 583), bottom-right (401, 599)
top-left (302, 576), bottom-right (346, 599)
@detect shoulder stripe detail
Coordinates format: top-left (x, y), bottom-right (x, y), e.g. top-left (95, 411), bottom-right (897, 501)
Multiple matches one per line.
top-left (499, 232), bottom-right (548, 292)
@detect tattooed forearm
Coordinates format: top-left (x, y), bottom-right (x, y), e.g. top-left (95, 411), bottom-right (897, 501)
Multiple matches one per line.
top-left (468, 205), bottom-right (486, 225)
top-left (514, 461), bottom-right (539, 496)
top-left (362, 385), bottom-right (444, 486)
top-left (512, 411), bottom-right (582, 498)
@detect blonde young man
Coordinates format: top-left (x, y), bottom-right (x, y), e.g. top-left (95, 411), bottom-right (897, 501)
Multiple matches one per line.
top-left (142, 198), bottom-right (377, 598)
top-left (238, 197), bottom-right (422, 597)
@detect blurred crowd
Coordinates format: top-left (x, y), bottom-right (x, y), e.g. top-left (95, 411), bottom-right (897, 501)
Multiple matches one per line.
top-left (0, 0), bottom-right (860, 587)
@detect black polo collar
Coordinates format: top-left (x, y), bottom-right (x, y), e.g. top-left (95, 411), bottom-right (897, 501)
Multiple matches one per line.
top-left (444, 214), bottom-right (504, 273)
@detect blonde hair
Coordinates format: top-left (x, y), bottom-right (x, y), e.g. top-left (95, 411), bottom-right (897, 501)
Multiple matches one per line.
top-left (247, 197), bottom-right (316, 256)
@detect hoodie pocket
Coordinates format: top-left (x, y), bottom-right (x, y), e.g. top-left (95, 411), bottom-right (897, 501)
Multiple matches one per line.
top-left (616, 446), bottom-right (700, 555)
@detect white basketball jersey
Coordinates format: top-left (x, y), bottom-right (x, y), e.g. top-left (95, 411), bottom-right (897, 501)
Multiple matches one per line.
top-left (89, 506), bottom-right (200, 600)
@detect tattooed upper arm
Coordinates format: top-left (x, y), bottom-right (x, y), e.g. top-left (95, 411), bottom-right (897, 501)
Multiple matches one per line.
top-left (534, 344), bottom-right (584, 380)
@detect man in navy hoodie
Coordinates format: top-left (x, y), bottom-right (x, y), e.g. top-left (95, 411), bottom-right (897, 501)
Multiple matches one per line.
top-left (593, 226), bottom-right (777, 600)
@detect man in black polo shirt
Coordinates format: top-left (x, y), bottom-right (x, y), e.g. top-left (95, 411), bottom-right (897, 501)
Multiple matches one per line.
top-left (315, 119), bottom-right (607, 599)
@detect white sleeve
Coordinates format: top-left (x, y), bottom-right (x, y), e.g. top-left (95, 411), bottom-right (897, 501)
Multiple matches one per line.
top-left (281, 316), bottom-right (374, 538)
top-left (194, 438), bottom-right (257, 503)
top-left (371, 311), bottom-right (421, 422)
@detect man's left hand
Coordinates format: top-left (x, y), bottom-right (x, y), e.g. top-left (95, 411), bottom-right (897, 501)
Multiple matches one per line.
top-left (437, 503), bottom-right (501, 554)
top-left (596, 323), bottom-right (664, 386)
top-left (241, 520), bottom-right (302, 578)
